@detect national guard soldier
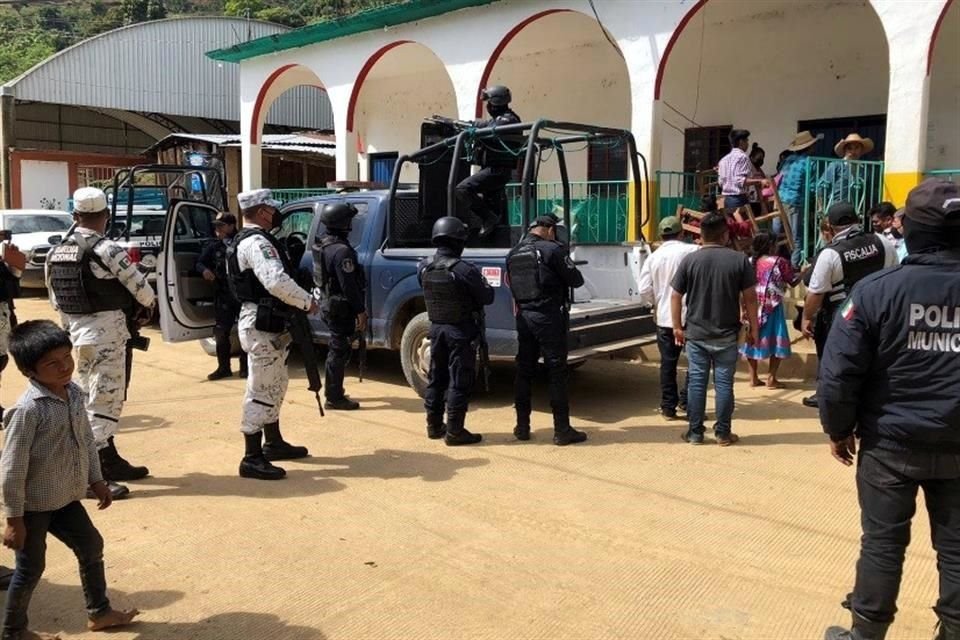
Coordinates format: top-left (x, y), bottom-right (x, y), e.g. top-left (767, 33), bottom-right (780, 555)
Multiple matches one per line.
top-left (820, 180), bottom-right (960, 640)
top-left (45, 187), bottom-right (156, 499)
top-left (455, 85), bottom-right (521, 238)
top-left (800, 202), bottom-right (897, 408)
top-left (506, 214), bottom-right (587, 445)
top-left (227, 189), bottom-right (316, 481)
top-left (418, 217), bottom-right (495, 445)
top-left (314, 203), bottom-right (367, 411)
top-left (196, 212), bottom-right (247, 380)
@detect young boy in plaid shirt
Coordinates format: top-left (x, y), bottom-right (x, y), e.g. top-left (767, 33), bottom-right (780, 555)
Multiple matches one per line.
top-left (0, 320), bottom-right (138, 640)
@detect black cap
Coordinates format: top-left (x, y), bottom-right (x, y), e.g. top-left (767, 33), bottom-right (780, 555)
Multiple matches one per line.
top-left (213, 212), bottom-right (236, 226)
top-left (528, 214), bottom-right (560, 229)
top-left (905, 178), bottom-right (960, 228)
top-left (827, 202), bottom-right (859, 226)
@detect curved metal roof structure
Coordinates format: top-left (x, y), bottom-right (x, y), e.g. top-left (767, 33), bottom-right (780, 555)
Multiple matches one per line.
top-left (4, 16), bottom-right (333, 130)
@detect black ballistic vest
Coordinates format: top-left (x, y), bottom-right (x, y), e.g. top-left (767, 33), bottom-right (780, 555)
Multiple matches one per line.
top-left (506, 240), bottom-right (543, 303)
top-left (831, 231), bottom-right (887, 301)
top-left (227, 228), bottom-right (295, 304)
top-left (422, 256), bottom-right (472, 324)
top-left (47, 233), bottom-right (134, 315)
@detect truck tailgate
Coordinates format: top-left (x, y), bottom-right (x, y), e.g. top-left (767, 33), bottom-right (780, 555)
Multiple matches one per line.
top-left (567, 299), bottom-right (656, 357)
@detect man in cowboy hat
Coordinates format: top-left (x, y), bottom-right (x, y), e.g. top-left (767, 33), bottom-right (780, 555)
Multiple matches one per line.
top-left (776, 131), bottom-right (822, 266)
top-left (818, 133), bottom-right (875, 210)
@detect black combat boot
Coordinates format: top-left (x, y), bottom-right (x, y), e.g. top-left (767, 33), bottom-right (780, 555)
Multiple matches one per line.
top-left (208, 328), bottom-right (233, 380)
top-left (86, 480), bottom-right (130, 501)
top-left (426, 415), bottom-right (446, 440)
top-left (238, 353), bottom-right (248, 378)
top-left (444, 415), bottom-right (482, 446)
top-left (824, 612), bottom-right (890, 640)
top-left (325, 396), bottom-right (360, 411)
top-left (99, 437), bottom-right (149, 481)
top-left (262, 422), bottom-right (309, 461)
top-left (934, 619), bottom-right (960, 640)
top-left (513, 424), bottom-right (531, 441)
top-left (553, 427), bottom-right (588, 446)
top-left (239, 431), bottom-right (286, 480)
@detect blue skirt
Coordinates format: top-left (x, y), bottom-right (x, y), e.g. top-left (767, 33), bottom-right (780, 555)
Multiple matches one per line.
top-left (741, 304), bottom-right (792, 360)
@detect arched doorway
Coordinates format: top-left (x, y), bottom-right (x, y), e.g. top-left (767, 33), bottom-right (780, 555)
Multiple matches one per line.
top-left (348, 42), bottom-right (457, 185)
top-left (657, 0), bottom-right (890, 176)
top-left (243, 64), bottom-right (333, 193)
top-left (927, 0), bottom-right (959, 172)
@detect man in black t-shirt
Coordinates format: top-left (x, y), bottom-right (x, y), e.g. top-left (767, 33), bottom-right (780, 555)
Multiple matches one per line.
top-left (671, 213), bottom-right (759, 446)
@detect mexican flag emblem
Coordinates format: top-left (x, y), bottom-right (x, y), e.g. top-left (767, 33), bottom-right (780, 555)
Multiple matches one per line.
top-left (841, 298), bottom-right (855, 322)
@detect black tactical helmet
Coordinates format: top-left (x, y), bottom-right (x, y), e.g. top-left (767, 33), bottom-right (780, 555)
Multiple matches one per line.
top-left (320, 202), bottom-right (358, 231)
top-left (481, 85), bottom-right (511, 107)
top-left (431, 216), bottom-right (469, 245)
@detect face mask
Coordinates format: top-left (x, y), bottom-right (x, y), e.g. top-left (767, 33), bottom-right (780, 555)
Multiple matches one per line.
top-left (269, 208), bottom-right (282, 230)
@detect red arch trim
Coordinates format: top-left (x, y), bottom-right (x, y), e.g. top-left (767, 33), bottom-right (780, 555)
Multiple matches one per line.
top-left (251, 64), bottom-right (297, 145)
top-left (346, 40), bottom-right (413, 132)
top-left (653, 0), bottom-right (710, 100)
top-left (474, 9), bottom-right (572, 118)
top-left (928, 0), bottom-right (956, 75)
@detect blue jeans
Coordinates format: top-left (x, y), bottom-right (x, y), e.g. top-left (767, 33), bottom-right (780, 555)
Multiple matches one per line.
top-left (2, 501), bottom-right (111, 638)
top-left (685, 339), bottom-right (739, 439)
top-left (722, 193), bottom-right (749, 209)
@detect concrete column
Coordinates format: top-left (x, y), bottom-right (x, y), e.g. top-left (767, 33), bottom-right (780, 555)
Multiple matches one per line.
top-left (327, 84), bottom-right (358, 181)
top-left (239, 95), bottom-right (262, 192)
top-left (0, 91), bottom-right (16, 209)
top-left (874, 0), bottom-right (944, 205)
top-left (620, 39), bottom-right (659, 243)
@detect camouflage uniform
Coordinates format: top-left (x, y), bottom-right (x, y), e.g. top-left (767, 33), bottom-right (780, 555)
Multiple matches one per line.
top-left (233, 223), bottom-right (313, 434)
top-left (48, 227), bottom-right (155, 448)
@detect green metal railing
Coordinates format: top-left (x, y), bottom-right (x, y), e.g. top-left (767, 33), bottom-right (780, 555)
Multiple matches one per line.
top-left (272, 188), bottom-right (337, 203)
top-left (797, 156), bottom-right (885, 263)
top-left (925, 169), bottom-right (960, 183)
top-left (655, 171), bottom-right (717, 223)
top-left (505, 181), bottom-right (628, 245)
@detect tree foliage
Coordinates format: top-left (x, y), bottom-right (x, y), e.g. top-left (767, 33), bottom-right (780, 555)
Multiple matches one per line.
top-left (0, 0), bottom-right (404, 83)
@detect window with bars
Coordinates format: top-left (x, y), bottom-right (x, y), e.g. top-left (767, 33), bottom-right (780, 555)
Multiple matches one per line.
top-left (683, 126), bottom-right (732, 173)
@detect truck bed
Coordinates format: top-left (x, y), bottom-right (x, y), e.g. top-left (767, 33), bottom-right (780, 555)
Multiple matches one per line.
top-left (567, 298), bottom-right (657, 359)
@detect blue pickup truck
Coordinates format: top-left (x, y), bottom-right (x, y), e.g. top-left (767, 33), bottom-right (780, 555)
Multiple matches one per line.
top-left (157, 120), bottom-right (658, 396)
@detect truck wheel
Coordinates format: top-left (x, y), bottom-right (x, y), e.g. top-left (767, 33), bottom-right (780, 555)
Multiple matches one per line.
top-left (400, 312), bottom-right (432, 398)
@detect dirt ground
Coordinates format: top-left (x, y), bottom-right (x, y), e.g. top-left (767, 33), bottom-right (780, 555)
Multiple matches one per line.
top-left (1, 297), bottom-right (940, 640)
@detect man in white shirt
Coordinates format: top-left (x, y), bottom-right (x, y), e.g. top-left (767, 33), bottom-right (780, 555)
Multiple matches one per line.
top-left (638, 216), bottom-right (699, 418)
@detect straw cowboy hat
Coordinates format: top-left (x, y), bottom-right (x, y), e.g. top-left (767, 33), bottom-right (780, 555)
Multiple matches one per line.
top-left (834, 133), bottom-right (875, 157)
top-left (787, 130), bottom-right (822, 152)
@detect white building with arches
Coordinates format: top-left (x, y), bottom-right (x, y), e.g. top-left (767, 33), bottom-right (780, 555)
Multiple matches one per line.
top-left (209, 0), bottom-right (959, 241)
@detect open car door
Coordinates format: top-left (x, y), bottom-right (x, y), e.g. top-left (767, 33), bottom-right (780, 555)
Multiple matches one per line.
top-left (157, 201), bottom-right (220, 342)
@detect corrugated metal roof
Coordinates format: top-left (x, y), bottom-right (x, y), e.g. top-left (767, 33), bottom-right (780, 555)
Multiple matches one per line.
top-left (207, 0), bottom-right (499, 63)
top-left (4, 17), bottom-right (333, 130)
top-left (145, 132), bottom-right (336, 156)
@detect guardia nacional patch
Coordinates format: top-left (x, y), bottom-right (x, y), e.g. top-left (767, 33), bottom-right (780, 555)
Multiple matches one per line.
top-left (341, 258), bottom-right (355, 273)
top-left (261, 245), bottom-right (278, 260)
top-left (119, 257), bottom-right (131, 270)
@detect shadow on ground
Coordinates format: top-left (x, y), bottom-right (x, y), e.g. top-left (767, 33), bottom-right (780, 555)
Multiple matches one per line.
top-left (131, 449), bottom-right (489, 499)
top-left (28, 581), bottom-right (324, 639)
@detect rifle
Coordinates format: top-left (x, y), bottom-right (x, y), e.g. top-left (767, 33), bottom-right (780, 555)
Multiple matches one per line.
top-left (477, 309), bottom-right (491, 393)
top-left (285, 306), bottom-right (325, 417)
top-left (123, 305), bottom-right (152, 400)
top-left (429, 114), bottom-right (473, 130)
top-left (353, 329), bottom-right (367, 382)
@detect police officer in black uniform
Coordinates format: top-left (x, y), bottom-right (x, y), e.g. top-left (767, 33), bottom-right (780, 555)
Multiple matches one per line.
top-left (419, 217), bottom-right (495, 445)
top-left (197, 212), bottom-right (247, 380)
top-left (455, 85), bottom-right (521, 239)
top-left (800, 202), bottom-right (897, 408)
top-left (314, 203), bottom-right (367, 411)
top-left (507, 214), bottom-right (587, 446)
top-left (819, 179), bottom-right (960, 640)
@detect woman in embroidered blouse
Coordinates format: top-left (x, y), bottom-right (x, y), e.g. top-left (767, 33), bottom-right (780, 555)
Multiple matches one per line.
top-left (741, 232), bottom-right (798, 389)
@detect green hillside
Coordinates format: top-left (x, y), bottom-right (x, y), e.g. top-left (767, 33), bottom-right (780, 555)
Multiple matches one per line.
top-left (0, 0), bottom-right (403, 83)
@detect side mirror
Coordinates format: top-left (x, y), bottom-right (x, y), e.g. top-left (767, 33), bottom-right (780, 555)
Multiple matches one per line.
top-left (47, 234), bottom-right (63, 245)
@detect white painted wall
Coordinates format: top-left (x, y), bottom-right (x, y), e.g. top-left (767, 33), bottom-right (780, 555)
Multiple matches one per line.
top-left (659, 0), bottom-right (890, 172)
top-left (20, 160), bottom-right (69, 210)
top-left (926, 1), bottom-right (960, 171)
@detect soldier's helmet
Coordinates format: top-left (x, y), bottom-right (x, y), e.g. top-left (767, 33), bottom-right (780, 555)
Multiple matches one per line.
top-left (320, 202), bottom-right (358, 231)
top-left (481, 85), bottom-right (511, 107)
top-left (431, 216), bottom-right (469, 245)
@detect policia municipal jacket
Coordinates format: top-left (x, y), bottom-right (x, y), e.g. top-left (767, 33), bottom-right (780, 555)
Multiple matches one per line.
top-left (474, 109), bottom-right (521, 169)
top-left (507, 234), bottom-right (584, 313)
top-left (818, 249), bottom-right (960, 452)
top-left (418, 247), bottom-right (495, 327)
top-left (314, 233), bottom-right (366, 330)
